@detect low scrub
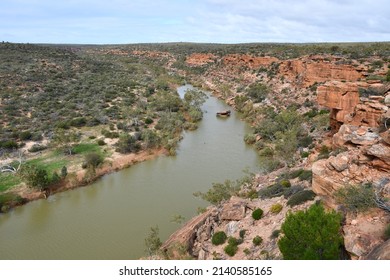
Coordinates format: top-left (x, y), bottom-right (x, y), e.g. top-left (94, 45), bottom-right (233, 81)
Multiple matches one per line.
top-left (287, 190), bottom-right (316, 207)
top-left (211, 231), bottom-right (227, 245)
top-left (252, 236), bottom-right (263, 246)
top-left (270, 203), bottom-right (283, 214)
top-left (252, 208), bottom-right (264, 220)
top-left (335, 183), bottom-right (376, 213)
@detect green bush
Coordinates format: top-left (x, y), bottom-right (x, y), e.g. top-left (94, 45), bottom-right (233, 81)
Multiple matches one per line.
top-left (279, 179), bottom-right (291, 188)
top-left (227, 237), bottom-right (242, 246)
top-left (278, 203), bottom-right (343, 259)
top-left (287, 190), bottom-right (316, 207)
top-left (224, 244), bottom-right (238, 256)
top-left (384, 224), bottom-right (390, 240)
top-left (270, 203), bottom-right (283, 214)
top-left (252, 208), bottom-right (264, 220)
top-left (252, 236), bottom-right (263, 246)
top-left (335, 183), bottom-right (376, 213)
top-left (211, 231), bottom-right (227, 245)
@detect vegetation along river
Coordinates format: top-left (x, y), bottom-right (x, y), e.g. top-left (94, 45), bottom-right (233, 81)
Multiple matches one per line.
top-left (0, 85), bottom-right (260, 259)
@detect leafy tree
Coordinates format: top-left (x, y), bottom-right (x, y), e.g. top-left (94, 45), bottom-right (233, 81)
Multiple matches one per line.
top-left (19, 164), bottom-right (49, 190)
top-left (278, 203), bottom-right (343, 260)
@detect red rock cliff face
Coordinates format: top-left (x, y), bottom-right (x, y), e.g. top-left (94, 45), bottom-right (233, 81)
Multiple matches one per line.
top-left (317, 81), bottom-right (363, 131)
top-left (222, 54), bottom-right (278, 69)
top-left (185, 53), bottom-right (217, 66)
top-left (279, 57), bottom-right (364, 87)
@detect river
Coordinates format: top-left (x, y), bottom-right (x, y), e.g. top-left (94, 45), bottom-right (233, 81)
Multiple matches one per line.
top-left (0, 85), bottom-right (259, 259)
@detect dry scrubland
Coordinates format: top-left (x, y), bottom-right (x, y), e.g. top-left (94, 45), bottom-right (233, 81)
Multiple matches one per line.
top-left (1, 42), bottom-right (390, 259)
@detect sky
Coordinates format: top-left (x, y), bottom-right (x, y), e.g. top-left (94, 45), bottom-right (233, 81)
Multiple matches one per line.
top-left (0, 0), bottom-right (389, 44)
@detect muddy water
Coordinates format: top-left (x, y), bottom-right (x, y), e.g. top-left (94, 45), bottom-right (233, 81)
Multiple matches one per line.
top-left (0, 85), bottom-right (259, 259)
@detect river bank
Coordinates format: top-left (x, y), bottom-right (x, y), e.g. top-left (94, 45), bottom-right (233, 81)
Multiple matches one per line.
top-left (2, 147), bottom-right (167, 212)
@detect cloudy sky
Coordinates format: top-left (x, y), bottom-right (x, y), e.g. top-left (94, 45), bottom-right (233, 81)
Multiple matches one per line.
top-left (1, 0), bottom-right (389, 44)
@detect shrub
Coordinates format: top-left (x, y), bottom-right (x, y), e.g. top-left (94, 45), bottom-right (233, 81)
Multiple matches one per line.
top-left (278, 203), bottom-right (343, 260)
top-left (283, 185), bottom-right (304, 198)
top-left (83, 152), bottom-right (103, 169)
top-left (116, 134), bottom-right (140, 154)
top-left (239, 229), bottom-right (247, 239)
top-left (335, 183), bottom-right (376, 213)
top-left (97, 139), bottom-right (106, 146)
top-left (279, 179), bottom-right (291, 188)
top-left (19, 131), bottom-right (32, 141)
top-left (244, 188), bottom-right (258, 200)
top-left (271, 229), bottom-right (281, 239)
top-left (252, 208), bottom-right (264, 220)
top-left (253, 236), bottom-right (263, 246)
top-left (211, 231), bottom-right (227, 245)
top-left (287, 190), bottom-right (316, 207)
top-left (270, 203), bottom-right (283, 214)
top-left (227, 237), bottom-right (242, 246)
top-left (298, 170), bottom-right (312, 181)
top-left (224, 244), bottom-right (238, 256)
top-left (145, 118), bottom-right (153, 125)
top-left (258, 183), bottom-right (284, 199)
top-left (194, 175), bottom-right (252, 205)
top-left (61, 166), bottom-right (68, 178)
top-left (28, 144), bottom-right (47, 153)
top-left (317, 145), bottom-right (330, 159)
top-left (384, 224), bottom-right (390, 240)
top-left (287, 169), bottom-right (304, 179)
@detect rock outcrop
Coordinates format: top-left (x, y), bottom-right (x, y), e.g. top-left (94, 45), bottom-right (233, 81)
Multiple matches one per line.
top-left (186, 53), bottom-right (217, 66)
top-left (279, 56), bottom-right (363, 87)
top-left (222, 54), bottom-right (278, 69)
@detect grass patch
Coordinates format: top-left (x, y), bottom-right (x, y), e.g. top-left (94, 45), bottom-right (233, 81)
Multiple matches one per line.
top-left (0, 173), bottom-right (22, 192)
top-left (72, 143), bottom-right (103, 155)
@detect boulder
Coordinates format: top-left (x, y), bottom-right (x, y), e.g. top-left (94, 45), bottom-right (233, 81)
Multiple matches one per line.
top-left (328, 154), bottom-right (349, 172)
top-left (367, 143), bottom-right (390, 162)
top-left (220, 197), bottom-right (247, 221)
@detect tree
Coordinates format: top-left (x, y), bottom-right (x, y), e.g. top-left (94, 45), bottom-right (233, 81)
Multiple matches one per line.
top-left (183, 89), bottom-right (208, 109)
top-left (144, 226), bottom-right (162, 257)
top-left (246, 83), bottom-right (269, 103)
top-left (278, 203), bottom-right (343, 260)
top-left (19, 164), bottom-right (49, 190)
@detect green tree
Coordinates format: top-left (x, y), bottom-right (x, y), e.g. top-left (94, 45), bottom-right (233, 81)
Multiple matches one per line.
top-left (144, 226), bottom-right (162, 257)
top-left (278, 203), bottom-right (343, 260)
top-left (183, 89), bottom-right (208, 109)
top-left (19, 164), bottom-right (49, 190)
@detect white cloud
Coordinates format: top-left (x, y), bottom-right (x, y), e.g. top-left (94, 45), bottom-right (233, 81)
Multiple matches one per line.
top-left (0, 0), bottom-right (389, 43)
